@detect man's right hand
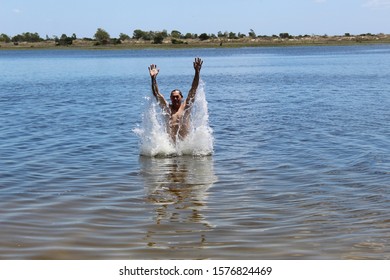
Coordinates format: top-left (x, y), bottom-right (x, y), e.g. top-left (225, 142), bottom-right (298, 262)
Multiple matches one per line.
top-left (148, 64), bottom-right (159, 78)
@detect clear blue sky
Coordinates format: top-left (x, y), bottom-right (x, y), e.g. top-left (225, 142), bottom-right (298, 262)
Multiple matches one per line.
top-left (1, 0), bottom-right (390, 38)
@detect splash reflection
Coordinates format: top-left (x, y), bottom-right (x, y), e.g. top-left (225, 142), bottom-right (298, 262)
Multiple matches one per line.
top-left (139, 156), bottom-right (217, 252)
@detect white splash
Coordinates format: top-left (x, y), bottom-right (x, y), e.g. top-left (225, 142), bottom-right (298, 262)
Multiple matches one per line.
top-left (133, 80), bottom-right (213, 157)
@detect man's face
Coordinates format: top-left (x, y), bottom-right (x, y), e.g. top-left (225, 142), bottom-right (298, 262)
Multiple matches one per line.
top-left (170, 91), bottom-right (182, 106)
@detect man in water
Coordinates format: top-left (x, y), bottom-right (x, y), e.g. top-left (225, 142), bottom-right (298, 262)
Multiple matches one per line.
top-left (148, 57), bottom-right (203, 142)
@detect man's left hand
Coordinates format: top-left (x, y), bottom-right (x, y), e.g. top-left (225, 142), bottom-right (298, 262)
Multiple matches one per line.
top-left (193, 57), bottom-right (203, 72)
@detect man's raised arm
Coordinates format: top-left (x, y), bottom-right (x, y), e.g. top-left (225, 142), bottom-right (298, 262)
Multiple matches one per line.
top-left (185, 58), bottom-right (203, 108)
top-left (148, 64), bottom-right (169, 111)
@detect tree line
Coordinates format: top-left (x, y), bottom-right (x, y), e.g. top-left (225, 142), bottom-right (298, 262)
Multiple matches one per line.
top-left (0, 28), bottom-right (250, 45)
top-left (0, 28), bottom-right (382, 46)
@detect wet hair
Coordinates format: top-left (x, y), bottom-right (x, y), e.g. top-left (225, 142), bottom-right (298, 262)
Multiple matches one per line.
top-left (170, 89), bottom-right (183, 98)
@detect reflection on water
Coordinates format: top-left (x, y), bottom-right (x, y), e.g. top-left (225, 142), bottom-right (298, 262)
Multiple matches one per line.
top-left (139, 156), bottom-right (217, 253)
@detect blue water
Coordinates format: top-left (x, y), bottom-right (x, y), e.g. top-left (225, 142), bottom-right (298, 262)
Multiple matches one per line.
top-left (0, 45), bottom-right (389, 259)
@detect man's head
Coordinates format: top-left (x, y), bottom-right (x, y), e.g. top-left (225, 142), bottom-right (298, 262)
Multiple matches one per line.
top-left (170, 89), bottom-right (183, 108)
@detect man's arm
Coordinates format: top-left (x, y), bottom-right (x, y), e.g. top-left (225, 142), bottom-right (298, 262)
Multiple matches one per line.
top-left (185, 58), bottom-right (203, 108)
top-left (148, 64), bottom-right (169, 112)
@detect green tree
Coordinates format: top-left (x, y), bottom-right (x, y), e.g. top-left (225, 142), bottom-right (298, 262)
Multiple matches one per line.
top-left (119, 33), bottom-right (130, 41)
top-left (248, 29), bottom-right (256, 38)
top-left (142, 31), bottom-right (152, 40)
top-left (184, 33), bottom-right (193, 39)
top-left (0, 33), bottom-right (11, 43)
top-left (171, 30), bottom-right (181, 38)
top-left (217, 31), bottom-right (224, 38)
top-left (12, 32), bottom-right (43, 43)
top-left (61, 34), bottom-right (73, 45)
top-left (54, 34), bottom-right (73, 46)
top-left (133, 29), bottom-right (145, 39)
top-left (229, 32), bottom-right (237, 39)
top-left (279, 32), bottom-right (290, 39)
top-left (153, 32), bottom-right (164, 44)
top-left (94, 28), bottom-right (110, 44)
top-left (199, 33), bottom-right (210, 41)
top-left (133, 30), bottom-right (154, 41)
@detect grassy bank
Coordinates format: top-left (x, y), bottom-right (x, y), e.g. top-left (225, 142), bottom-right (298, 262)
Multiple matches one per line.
top-left (1, 34), bottom-right (390, 50)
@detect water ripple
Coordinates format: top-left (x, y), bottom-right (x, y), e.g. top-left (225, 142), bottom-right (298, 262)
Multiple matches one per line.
top-left (1, 46), bottom-right (390, 259)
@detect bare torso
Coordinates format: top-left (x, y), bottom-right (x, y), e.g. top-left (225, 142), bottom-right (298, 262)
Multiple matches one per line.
top-left (168, 103), bottom-right (190, 141)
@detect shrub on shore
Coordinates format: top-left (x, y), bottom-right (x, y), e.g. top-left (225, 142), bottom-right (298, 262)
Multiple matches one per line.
top-left (1, 29), bottom-right (389, 49)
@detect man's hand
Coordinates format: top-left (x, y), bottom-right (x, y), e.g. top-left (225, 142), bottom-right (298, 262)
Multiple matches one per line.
top-left (148, 64), bottom-right (159, 78)
top-left (193, 57), bottom-right (203, 73)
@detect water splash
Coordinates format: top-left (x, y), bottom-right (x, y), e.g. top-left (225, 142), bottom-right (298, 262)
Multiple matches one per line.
top-left (134, 80), bottom-right (213, 157)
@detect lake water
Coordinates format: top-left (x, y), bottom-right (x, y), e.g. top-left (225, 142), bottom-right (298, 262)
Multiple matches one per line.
top-left (0, 45), bottom-right (389, 259)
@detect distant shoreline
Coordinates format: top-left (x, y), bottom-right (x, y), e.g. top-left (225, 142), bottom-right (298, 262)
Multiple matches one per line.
top-left (1, 34), bottom-right (390, 50)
